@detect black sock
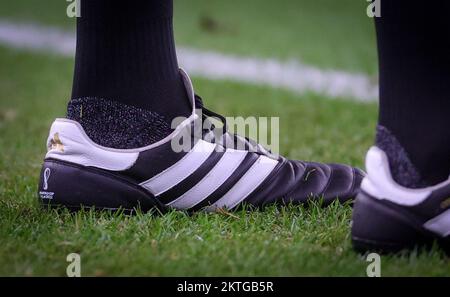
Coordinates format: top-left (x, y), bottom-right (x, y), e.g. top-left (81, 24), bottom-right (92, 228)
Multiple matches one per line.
top-left (69, 0), bottom-right (191, 148)
top-left (375, 0), bottom-right (450, 187)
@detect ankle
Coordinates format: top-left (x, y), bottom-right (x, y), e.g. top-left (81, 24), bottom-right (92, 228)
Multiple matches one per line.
top-left (375, 125), bottom-right (429, 188)
top-left (67, 97), bottom-right (172, 149)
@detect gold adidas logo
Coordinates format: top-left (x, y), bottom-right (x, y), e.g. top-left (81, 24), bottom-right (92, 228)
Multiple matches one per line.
top-left (50, 132), bottom-right (64, 152)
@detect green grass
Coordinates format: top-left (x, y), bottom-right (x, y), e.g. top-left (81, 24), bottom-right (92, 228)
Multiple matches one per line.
top-left (0, 0), bottom-right (377, 74)
top-left (0, 46), bottom-right (449, 276)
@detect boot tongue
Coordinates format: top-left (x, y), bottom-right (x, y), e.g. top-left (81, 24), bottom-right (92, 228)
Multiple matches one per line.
top-left (194, 95), bottom-right (204, 110)
top-left (178, 68), bottom-right (196, 111)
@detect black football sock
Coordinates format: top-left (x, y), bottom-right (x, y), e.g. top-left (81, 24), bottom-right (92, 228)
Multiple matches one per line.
top-left (375, 0), bottom-right (450, 187)
top-left (68, 0), bottom-right (191, 148)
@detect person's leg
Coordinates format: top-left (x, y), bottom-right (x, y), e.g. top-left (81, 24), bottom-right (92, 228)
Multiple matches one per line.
top-left (68, 0), bottom-right (191, 149)
top-left (352, 1), bottom-right (450, 253)
top-left (375, 0), bottom-right (450, 187)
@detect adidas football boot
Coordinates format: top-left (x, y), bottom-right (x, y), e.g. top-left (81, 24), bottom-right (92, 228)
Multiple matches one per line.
top-left (38, 70), bottom-right (364, 213)
top-left (352, 146), bottom-right (450, 253)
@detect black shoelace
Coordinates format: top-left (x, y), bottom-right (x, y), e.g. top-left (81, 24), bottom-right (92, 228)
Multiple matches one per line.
top-left (194, 95), bottom-right (272, 155)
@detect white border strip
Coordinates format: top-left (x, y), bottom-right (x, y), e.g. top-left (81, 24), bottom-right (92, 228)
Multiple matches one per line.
top-left (0, 20), bottom-right (378, 102)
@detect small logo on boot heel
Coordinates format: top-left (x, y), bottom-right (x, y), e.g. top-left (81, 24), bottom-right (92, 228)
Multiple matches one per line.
top-left (39, 168), bottom-right (54, 200)
top-left (50, 133), bottom-right (64, 152)
top-left (43, 168), bottom-right (50, 190)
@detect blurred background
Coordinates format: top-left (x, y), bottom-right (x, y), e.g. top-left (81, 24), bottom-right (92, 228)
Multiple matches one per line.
top-left (0, 0), bottom-right (377, 72)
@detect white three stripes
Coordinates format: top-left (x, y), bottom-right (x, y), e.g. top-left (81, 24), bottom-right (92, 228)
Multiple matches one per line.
top-left (168, 150), bottom-right (248, 209)
top-left (140, 140), bottom-right (216, 196)
top-left (139, 139), bottom-right (279, 210)
top-left (206, 156), bottom-right (278, 211)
